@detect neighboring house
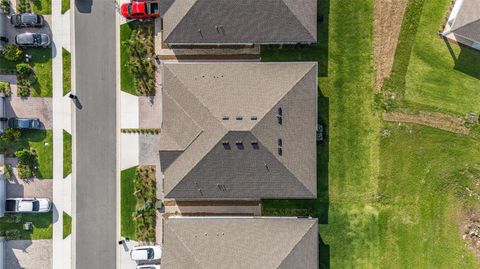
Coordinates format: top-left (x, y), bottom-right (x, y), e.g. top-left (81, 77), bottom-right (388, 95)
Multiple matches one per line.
top-left (0, 5), bottom-right (7, 51)
top-left (162, 217), bottom-right (319, 269)
top-left (159, 62), bottom-right (317, 200)
top-left (443, 0), bottom-right (480, 50)
top-left (162, 0), bottom-right (317, 45)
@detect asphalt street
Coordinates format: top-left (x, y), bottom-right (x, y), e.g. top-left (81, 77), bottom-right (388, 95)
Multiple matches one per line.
top-left (74, 0), bottom-right (117, 268)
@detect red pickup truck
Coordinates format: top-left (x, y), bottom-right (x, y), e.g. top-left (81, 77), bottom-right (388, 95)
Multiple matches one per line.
top-left (121, 0), bottom-right (160, 19)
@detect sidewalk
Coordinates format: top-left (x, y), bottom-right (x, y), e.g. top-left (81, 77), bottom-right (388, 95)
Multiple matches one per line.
top-left (51, 1), bottom-right (73, 269)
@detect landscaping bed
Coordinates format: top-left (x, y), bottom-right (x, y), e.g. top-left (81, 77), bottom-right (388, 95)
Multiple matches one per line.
top-left (0, 212), bottom-right (53, 240)
top-left (63, 212), bottom-right (71, 239)
top-left (17, 0), bottom-right (51, 14)
top-left (120, 21), bottom-right (156, 96)
top-left (63, 130), bottom-right (71, 178)
top-left (121, 165), bottom-right (157, 242)
top-left (62, 48), bottom-right (71, 96)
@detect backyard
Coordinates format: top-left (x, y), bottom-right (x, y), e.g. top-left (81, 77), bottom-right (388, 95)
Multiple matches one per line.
top-left (261, 0), bottom-right (480, 268)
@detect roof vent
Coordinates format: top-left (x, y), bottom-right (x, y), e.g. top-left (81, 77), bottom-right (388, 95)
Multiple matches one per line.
top-left (278, 107), bottom-right (282, 116)
top-left (217, 184), bottom-right (227, 191)
top-left (251, 116), bottom-right (257, 120)
top-left (222, 116), bottom-right (229, 120)
top-left (236, 116), bottom-right (243, 120)
top-left (278, 138), bottom-right (282, 147)
top-left (252, 141), bottom-right (259, 149)
top-left (236, 141), bottom-right (244, 150)
top-left (222, 141), bottom-right (231, 150)
top-left (277, 115), bottom-right (282, 125)
top-left (278, 147), bottom-right (283, 156)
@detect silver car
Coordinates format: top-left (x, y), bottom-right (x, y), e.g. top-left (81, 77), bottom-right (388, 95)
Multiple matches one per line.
top-left (15, 32), bottom-right (50, 48)
top-left (10, 13), bottom-right (45, 27)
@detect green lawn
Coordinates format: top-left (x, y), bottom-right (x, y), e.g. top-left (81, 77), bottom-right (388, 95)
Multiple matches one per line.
top-left (63, 130), bottom-right (72, 178)
top-left (120, 22), bottom-right (138, 96)
top-left (0, 48), bottom-right (52, 96)
top-left (385, 0), bottom-right (480, 114)
top-left (62, 48), bottom-right (71, 96)
top-left (32, 0), bottom-right (51, 14)
top-left (121, 166), bottom-right (137, 240)
top-left (63, 212), bottom-right (72, 239)
top-left (61, 0), bottom-right (70, 14)
top-left (0, 213), bottom-right (53, 240)
top-left (377, 124), bottom-right (480, 268)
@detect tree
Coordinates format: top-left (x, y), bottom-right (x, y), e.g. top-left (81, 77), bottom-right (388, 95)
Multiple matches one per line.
top-left (2, 44), bottom-right (23, 62)
top-left (1, 128), bottom-right (21, 143)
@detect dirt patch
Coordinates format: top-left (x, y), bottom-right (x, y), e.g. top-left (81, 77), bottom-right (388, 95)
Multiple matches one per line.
top-left (374, 0), bottom-right (409, 90)
top-left (461, 209), bottom-right (480, 259)
top-left (383, 111), bottom-right (469, 134)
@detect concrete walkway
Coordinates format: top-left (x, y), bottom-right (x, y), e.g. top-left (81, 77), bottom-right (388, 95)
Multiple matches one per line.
top-left (51, 1), bottom-right (73, 269)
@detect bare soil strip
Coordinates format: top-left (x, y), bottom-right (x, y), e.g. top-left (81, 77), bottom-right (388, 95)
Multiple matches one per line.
top-left (374, 0), bottom-right (409, 90)
top-left (383, 111), bottom-right (469, 134)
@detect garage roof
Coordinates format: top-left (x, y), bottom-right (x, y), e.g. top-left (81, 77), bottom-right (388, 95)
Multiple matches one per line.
top-left (162, 0), bottom-right (317, 45)
top-left (450, 0), bottom-right (480, 43)
top-left (162, 217), bottom-right (319, 269)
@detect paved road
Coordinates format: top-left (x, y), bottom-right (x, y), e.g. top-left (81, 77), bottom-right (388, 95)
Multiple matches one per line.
top-left (74, 1), bottom-right (117, 268)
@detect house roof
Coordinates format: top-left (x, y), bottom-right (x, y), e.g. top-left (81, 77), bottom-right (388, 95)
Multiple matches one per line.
top-left (162, 0), bottom-right (317, 44)
top-left (160, 62), bottom-right (317, 199)
top-left (162, 217), bottom-right (319, 269)
top-left (450, 0), bottom-right (480, 43)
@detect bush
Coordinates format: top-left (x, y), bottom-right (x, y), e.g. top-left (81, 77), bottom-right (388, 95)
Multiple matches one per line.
top-left (16, 0), bottom-right (30, 13)
top-left (2, 44), bottom-right (23, 62)
top-left (17, 80), bottom-right (31, 97)
top-left (0, 0), bottom-right (9, 14)
top-left (15, 149), bottom-right (38, 179)
top-left (16, 63), bottom-right (31, 75)
top-left (3, 163), bottom-right (12, 180)
top-left (1, 128), bottom-right (21, 143)
top-left (0, 81), bottom-right (11, 96)
top-left (5, 229), bottom-right (21, 240)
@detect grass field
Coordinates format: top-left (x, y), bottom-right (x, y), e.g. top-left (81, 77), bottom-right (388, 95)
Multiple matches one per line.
top-left (63, 212), bottom-right (72, 239)
top-left (121, 166), bottom-right (137, 240)
top-left (0, 213), bottom-right (53, 240)
top-left (63, 130), bottom-right (72, 178)
top-left (120, 22), bottom-right (137, 96)
top-left (61, 0), bottom-right (70, 14)
top-left (62, 48), bottom-right (71, 96)
top-left (262, 0), bottom-right (480, 268)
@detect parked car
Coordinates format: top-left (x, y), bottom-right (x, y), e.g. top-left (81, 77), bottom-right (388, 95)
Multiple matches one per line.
top-left (121, 0), bottom-right (160, 19)
top-left (10, 13), bottom-right (45, 27)
top-left (15, 33), bottom-right (51, 48)
top-left (137, 265), bottom-right (160, 269)
top-left (8, 117), bottom-right (41, 129)
top-left (130, 245), bottom-right (162, 262)
top-left (5, 198), bottom-right (52, 213)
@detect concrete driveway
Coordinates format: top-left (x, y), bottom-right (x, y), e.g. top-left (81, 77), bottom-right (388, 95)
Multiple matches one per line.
top-left (0, 75), bottom-right (53, 129)
top-left (5, 240), bottom-right (52, 269)
top-left (5, 15), bottom-right (53, 46)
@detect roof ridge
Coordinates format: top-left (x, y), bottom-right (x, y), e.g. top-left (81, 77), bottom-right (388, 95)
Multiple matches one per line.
top-left (281, 0), bottom-right (317, 40)
top-left (275, 220), bottom-right (317, 269)
top-left (167, 223), bottom-right (205, 268)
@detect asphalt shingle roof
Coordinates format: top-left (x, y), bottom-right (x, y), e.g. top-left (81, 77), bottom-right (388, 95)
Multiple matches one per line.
top-left (163, 0), bottom-right (317, 44)
top-left (450, 0), bottom-right (480, 43)
top-left (162, 217), bottom-right (319, 269)
top-left (159, 62), bottom-right (318, 199)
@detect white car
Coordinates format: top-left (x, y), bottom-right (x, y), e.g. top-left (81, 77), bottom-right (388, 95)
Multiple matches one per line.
top-left (5, 198), bottom-right (52, 213)
top-left (137, 265), bottom-right (160, 269)
top-left (130, 245), bottom-right (162, 262)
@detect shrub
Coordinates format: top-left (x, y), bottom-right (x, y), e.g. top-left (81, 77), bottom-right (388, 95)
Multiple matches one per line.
top-left (1, 128), bottom-right (21, 143)
top-left (4, 214), bottom-right (21, 224)
top-left (0, 81), bottom-right (10, 96)
top-left (2, 44), bottom-right (23, 62)
top-left (16, 63), bottom-right (31, 75)
top-left (3, 163), bottom-right (12, 180)
top-left (15, 149), bottom-right (38, 179)
top-left (16, 0), bottom-right (30, 13)
top-left (5, 229), bottom-right (21, 240)
top-left (0, 0), bottom-right (9, 14)
top-left (17, 79), bottom-right (31, 97)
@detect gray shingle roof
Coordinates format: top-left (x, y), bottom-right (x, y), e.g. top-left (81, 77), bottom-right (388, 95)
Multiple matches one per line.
top-left (162, 217), bottom-right (319, 269)
top-left (450, 0), bottom-right (480, 43)
top-left (163, 0), bottom-right (317, 45)
top-left (160, 62), bottom-right (317, 199)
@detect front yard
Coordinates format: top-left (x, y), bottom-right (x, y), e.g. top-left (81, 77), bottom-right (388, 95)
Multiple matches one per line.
top-left (0, 129), bottom-right (53, 179)
top-left (0, 213), bottom-right (53, 240)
